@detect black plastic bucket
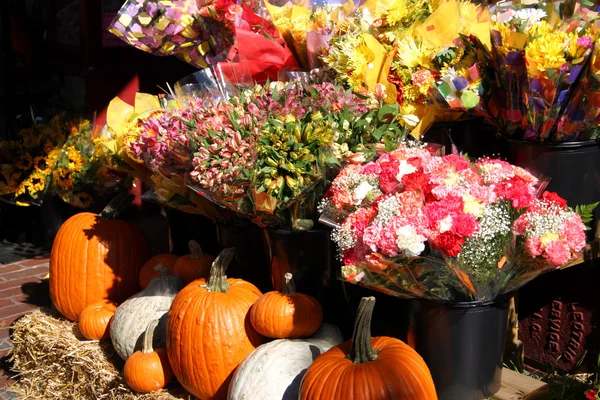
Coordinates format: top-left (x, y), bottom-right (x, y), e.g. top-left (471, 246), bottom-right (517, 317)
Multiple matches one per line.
top-left (497, 135), bottom-right (600, 240)
top-left (423, 117), bottom-right (500, 159)
top-left (262, 228), bottom-right (352, 333)
top-left (165, 208), bottom-right (220, 256)
top-left (216, 224), bottom-right (272, 293)
top-left (408, 297), bottom-right (511, 400)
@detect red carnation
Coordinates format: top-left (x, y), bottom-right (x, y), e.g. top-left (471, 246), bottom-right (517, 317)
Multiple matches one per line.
top-left (402, 171), bottom-right (433, 197)
top-left (443, 154), bottom-right (471, 171)
top-left (496, 177), bottom-right (535, 208)
top-left (379, 163), bottom-right (401, 193)
top-left (542, 191), bottom-right (568, 209)
top-left (435, 232), bottom-right (465, 257)
top-left (452, 213), bottom-right (479, 238)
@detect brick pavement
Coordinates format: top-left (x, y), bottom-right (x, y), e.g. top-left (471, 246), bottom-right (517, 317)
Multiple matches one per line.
top-left (0, 257), bottom-right (50, 393)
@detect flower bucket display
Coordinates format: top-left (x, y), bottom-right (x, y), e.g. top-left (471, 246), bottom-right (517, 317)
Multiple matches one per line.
top-left (216, 224), bottom-right (272, 293)
top-left (262, 228), bottom-right (353, 333)
top-left (423, 117), bottom-right (500, 159)
top-left (497, 136), bottom-right (600, 242)
top-left (408, 296), bottom-right (511, 400)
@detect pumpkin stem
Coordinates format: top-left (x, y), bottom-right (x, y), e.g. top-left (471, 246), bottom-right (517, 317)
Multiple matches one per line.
top-left (282, 273), bottom-right (296, 294)
top-left (98, 192), bottom-right (135, 219)
top-left (142, 319), bottom-right (159, 354)
top-left (188, 240), bottom-right (204, 259)
top-left (153, 263), bottom-right (171, 276)
top-left (206, 248), bottom-right (235, 293)
top-left (349, 297), bottom-right (378, 364)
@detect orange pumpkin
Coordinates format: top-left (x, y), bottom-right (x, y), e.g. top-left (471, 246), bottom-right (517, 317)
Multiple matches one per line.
top-left (139, 253), bottom-right (179, 289)
top-left (78, 300), bottom-right (118, 340)
top-left (50, 196), bottom-right (149, 321)
top-left (171, 240), bottom-right (214, 285)
top-left (167, 248), bottom-right (263, 399)
top-left (124, 319), bottom-right (173, 393)
top-left (250, 272), bottom-right (323, 339)
top-left (299, 297), bottom-right (437, 400)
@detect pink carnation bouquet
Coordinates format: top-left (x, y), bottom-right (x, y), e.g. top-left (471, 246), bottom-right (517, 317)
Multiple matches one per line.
top-left (320, 143), bottom-right (589, 301)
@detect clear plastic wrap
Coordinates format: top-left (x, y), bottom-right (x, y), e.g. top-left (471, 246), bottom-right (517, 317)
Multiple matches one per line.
top-left (320, 144), bottom-right (587, 302)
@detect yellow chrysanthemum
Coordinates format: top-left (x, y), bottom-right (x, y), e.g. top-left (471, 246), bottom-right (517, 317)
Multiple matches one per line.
top-left (16, 154), bottom-right (33, 170)
top-left (66, 146), bottom-right (84, 173)
top-left (526, 31), bottom-right (567, 76)
top-left (395, 37), bottom-right (434, 69)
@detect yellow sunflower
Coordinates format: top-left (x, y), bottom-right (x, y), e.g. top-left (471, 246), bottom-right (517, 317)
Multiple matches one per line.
top-left (53, 168), bottom-right (74, 192)
top-left (16, 154), bottom-right (33, 170)
top-left (66, 146), bottom-right (84, 172)
top-left (33, 156), bottom-right (50, 173)
top-left (74, 192), bottom-right (94, 208)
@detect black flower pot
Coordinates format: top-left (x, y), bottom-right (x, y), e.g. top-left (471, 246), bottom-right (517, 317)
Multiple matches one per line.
top-left (165, 208), bottom-right (220, 256)
top-left (262, 228), bottom-right (352, 334)
top-left (408, 297), bottom-right (511, 400)
top-left (216, 224), bottom-right (272, 293)
top-left (423, 117), bottom-right (499, 159)
top-left (497, 135), bottom-right (600, 241)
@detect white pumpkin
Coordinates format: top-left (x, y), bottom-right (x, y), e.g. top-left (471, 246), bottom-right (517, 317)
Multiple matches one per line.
top-left (110, 265), bottom-right (182, 360)
top-left (227, 324), bottom-right (344, 400)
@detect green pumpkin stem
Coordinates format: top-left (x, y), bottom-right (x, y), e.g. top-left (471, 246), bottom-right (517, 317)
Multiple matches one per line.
top-left (98, 192), bottom-right (135, 219)
top-left (206, 248), bottom-right (235, 293)
top-left (142, 319), bottom-right (159, 354)
top-left (350, 297), bottom-right (378, 364)
top-left (282, 273), bottom-right (296, 294)
top-left (188, 240), bottom-right (204, 259)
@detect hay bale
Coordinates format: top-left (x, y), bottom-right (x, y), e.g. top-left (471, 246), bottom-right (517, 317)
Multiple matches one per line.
top-left (8, 308), bottom-right (192, 399)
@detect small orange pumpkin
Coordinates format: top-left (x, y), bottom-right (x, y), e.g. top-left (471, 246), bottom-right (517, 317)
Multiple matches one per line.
top-left (139, 253), bottom-right (179, 289)
top-left (171, 240), bottom-right (214, 285)
top-left (124, 319), bottom-right (173, 393)
top-left (250, 273), bottom-right (323, 339)
top-left (78, 300), bottom-right (118, 340)
top-left (299, 297), bottom-right (438, 400)
top-left (167, 248), bottom-right (263, 399)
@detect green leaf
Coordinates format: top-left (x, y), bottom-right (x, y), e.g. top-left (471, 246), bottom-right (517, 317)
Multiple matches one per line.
top-left (575, 202), bottom-right (599, 229)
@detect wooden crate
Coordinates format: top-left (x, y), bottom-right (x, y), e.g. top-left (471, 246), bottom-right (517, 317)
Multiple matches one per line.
top-left (491, 368), bottom-right (548, 400)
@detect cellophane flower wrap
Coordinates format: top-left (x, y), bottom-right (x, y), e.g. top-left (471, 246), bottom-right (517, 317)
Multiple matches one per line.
top-left (322, 0), bottom-right (491, 138)
top-left (185, 79), bottom-right (412, 229)
top-left (475, 1), bottom-right (600, 141)
top-left (53, 120), bottom-right (132, 209)
top-left (0, 114), bottom-right (73, 206)
top-left (265, 0), bottom-right (354, 70)
top-left (320, 144), bottom-right (588, 301)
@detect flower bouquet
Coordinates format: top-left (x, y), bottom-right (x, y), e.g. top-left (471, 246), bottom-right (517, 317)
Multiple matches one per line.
top-left (475, 1), bottom-right (600, 141)
top-left (322, 0), bottom-right (491, 138)
top-left (53, 120), bottom-right (132, 209)
top-left (184, 79), bottom-right (412, 229)
top-left (0, 114), bottom-right (74, 206)
top-left (108, 0), bottom-right (299, 83)
top-left (320, 143), bottom-right (589, 301)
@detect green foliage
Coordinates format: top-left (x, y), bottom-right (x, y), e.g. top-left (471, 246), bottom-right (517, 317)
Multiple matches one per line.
top-left (575, 202), bottom-right (599, 230)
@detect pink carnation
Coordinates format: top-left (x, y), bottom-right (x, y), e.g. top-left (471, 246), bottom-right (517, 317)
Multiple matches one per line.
top-left (545, 240), bottom-right (571, 266)
top-left (443, 154), bottom-right (471, 171)
top-left (561, 215), bottom-right (587, 251)
top-left (452, 213), bottom-right (479, 238)
top-left (525, 237), bottom-right (542, 258)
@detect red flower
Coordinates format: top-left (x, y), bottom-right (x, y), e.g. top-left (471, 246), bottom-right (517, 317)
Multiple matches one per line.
top-left (452, 213), bottom-right (479, 238)
top-left (402, 172), bottom-right (433, 197)
top-left (542, 191), bottom-right (568, 209)
top-left (586, 389), bottom-right (598, 400)
top-left (379, 162), bottom-right (401, 193)
top-left (435, 232), bottom-right (465, 257)
top-left (495, 177), bottom-right (536, 208)
top-left (443, 154), bottom-right (471, 171)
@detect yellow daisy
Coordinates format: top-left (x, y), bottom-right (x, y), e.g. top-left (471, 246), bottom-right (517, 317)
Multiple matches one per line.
top-left (53, 168), bottom-right (74, 192)
top-left (33, 156), bottom-right (50, 173)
